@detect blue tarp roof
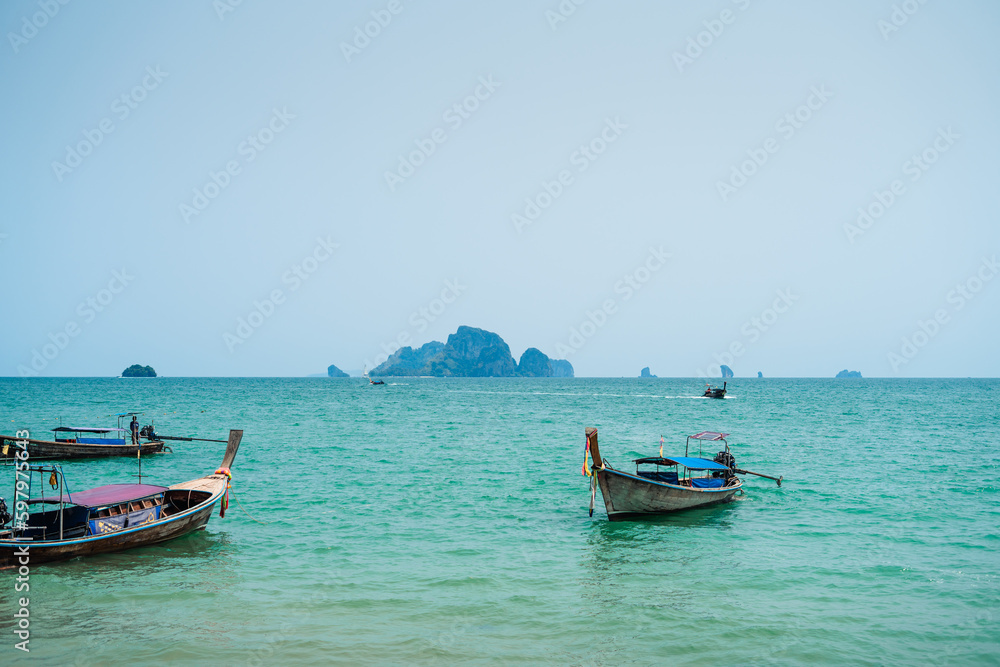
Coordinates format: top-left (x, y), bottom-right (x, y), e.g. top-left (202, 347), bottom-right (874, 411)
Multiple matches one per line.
top-left (663, 456), bottom-right (730, 471)
top-left (634, 456), bottom-right (731, 470)
top-left (634, 456), bottom-right (730, 470)
top-left (51, 427), bottom-right (126, 433)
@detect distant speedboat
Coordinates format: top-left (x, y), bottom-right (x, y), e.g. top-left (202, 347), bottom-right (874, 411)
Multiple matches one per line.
top-left (369, 379), bottom-right (385, 386)
top-left (583, 428), bottom-right (781, 521)
top-left (703, 381), bottom-right (726, 398)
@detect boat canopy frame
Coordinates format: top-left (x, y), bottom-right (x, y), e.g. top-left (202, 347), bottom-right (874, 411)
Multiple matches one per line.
top-left (13, 464), bottom-right (73, 540)
top-left (630, 454), bottom-right (734, 489)
top-left (633, 456), bottom-right (730, 471)
top-left (51, 427), bottom-right (127, 434)
top-left (686, 432), bottom-right (729, 458)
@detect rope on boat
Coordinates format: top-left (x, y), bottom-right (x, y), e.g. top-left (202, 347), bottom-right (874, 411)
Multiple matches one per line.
top-left (229, 486), bottom-right (269, 525)
top-left (214, 467), bottom-right (232, 517)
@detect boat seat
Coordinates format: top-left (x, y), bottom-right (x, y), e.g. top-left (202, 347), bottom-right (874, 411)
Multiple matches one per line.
top-left (637, 471), bottom-right (679, 484)
top-left (23, 505), bottom-right (91, 539)
top-left (690, 477), bottom-right (724, 489)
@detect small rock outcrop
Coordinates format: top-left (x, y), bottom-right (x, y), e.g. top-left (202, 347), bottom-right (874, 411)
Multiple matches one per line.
top-left (757, 371), bottom-right (763, 378)
top-left (327, 364), bottom-right (349, 377)
top-left (122, 364), bottom-right (156, 377)
top-left (836, 369), bottom-right (862, 378)
top-left (640, 367), bottom-right (656, 378)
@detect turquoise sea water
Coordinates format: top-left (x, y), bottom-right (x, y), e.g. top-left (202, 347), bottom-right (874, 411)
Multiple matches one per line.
top-left (0, 377), bottom-right (998, 666)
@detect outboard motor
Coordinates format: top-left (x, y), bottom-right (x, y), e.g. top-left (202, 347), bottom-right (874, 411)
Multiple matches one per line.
top-left (713, 450), bottom-right (737, 482)
top-left (139, 424), bottom-right (156, 440)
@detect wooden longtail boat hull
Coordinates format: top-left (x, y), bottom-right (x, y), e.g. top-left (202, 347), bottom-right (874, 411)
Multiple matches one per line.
top-left (596, 468), bottom-right (741, 520)
top-left (0, 494), bottom-right (219, 568)
top-left (0, 435), bottom-right (166, 460)
top-left (0, 430), bottom-right (241, 568)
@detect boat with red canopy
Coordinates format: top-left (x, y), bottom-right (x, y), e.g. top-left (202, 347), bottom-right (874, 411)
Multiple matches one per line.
top-left (583, 428), bottom-right (781, 521)
top-left (0, 429), bottom-right (242, 568)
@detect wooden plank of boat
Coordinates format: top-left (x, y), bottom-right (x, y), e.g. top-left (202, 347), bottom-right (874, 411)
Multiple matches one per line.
top-left (586, 427), bottom-right (602, 470)
top-left (0, 435), bottom-right (167, 460)
top-left (0, 429), bottom-right (242, 568)
top-left (596, 467), bottom-right (741, 520)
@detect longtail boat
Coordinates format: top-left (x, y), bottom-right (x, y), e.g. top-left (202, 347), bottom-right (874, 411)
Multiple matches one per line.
top-left (583, 428), bottom-right (781, 521)
top-left (0, 428), bottom-right (167, 461)
top-left (703, 382), bottom-right (727, 398)
top-left (0, 429), bottom-right (242, 568)
top-left (0, 413), bottom-right (168, 460)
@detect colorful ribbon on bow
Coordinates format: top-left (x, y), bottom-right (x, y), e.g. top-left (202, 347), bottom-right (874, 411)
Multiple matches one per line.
top-left (215, 467), bottom-right (232, 517)
top-left (582, 437), bottom-right (592, 477)
top-left (659, 435), bottom-right (664, 458)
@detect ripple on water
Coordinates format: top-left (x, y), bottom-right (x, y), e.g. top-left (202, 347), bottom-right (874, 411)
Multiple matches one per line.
top-left (0, 377), bottom-right (997, 665)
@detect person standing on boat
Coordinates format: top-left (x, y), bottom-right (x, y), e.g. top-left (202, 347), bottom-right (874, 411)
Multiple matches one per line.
top-left (130, 416), bottom-right (140, 444)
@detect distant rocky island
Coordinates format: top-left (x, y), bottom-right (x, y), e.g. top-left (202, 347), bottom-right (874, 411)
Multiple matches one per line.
top-left (720, 365), bottom-right (734, 378)
top-left (836, 369), bottom-right (862, 378)
top-left (327, 364), bottom-right (349, 377)
top-left (122, 364), bottom-right (156, 377)
top-left (370, 326), bottom-right (573, 377)
top-left (640, 367), bottom-right (656, 378)
top-left (757, 371), bottom-right (763, 378)
top-left (549, 359), bottom-right (574, 377)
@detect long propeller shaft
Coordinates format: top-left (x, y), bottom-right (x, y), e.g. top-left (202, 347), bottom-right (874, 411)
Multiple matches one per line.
top-left (149, 434), bottom-right (228, 443)
top-left (733, 467), bottom-right (783, 486)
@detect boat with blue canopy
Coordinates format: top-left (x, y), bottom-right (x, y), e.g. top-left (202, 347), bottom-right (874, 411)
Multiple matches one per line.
top-left (583, 428), bottom-right (782, 521)
top-left (0, 413), bottom-right (167, 460)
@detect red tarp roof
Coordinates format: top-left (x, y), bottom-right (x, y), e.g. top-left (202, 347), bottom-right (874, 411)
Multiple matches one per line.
top-left (33, 484), bottom-right (167, 507)
top-left (689, 431), bottom-right (729, 441)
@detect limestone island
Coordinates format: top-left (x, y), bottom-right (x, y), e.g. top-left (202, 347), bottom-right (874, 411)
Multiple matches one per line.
top-left (122, 364), bottom-right (156, 378)
top-left (640, 367), bottom-right (656, 378)
top-left (720, 365), bottom-right (734, 378)
top-left (370, 326), bottom-right (573, 377)
top-left (836, 369), bottom-right (862, 378)
top-left (327, 364), bottom-right (349, 377)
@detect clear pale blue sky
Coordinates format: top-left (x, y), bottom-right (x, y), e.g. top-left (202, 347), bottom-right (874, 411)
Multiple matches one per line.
top-left (1, 1), bottom-right (998, 377)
